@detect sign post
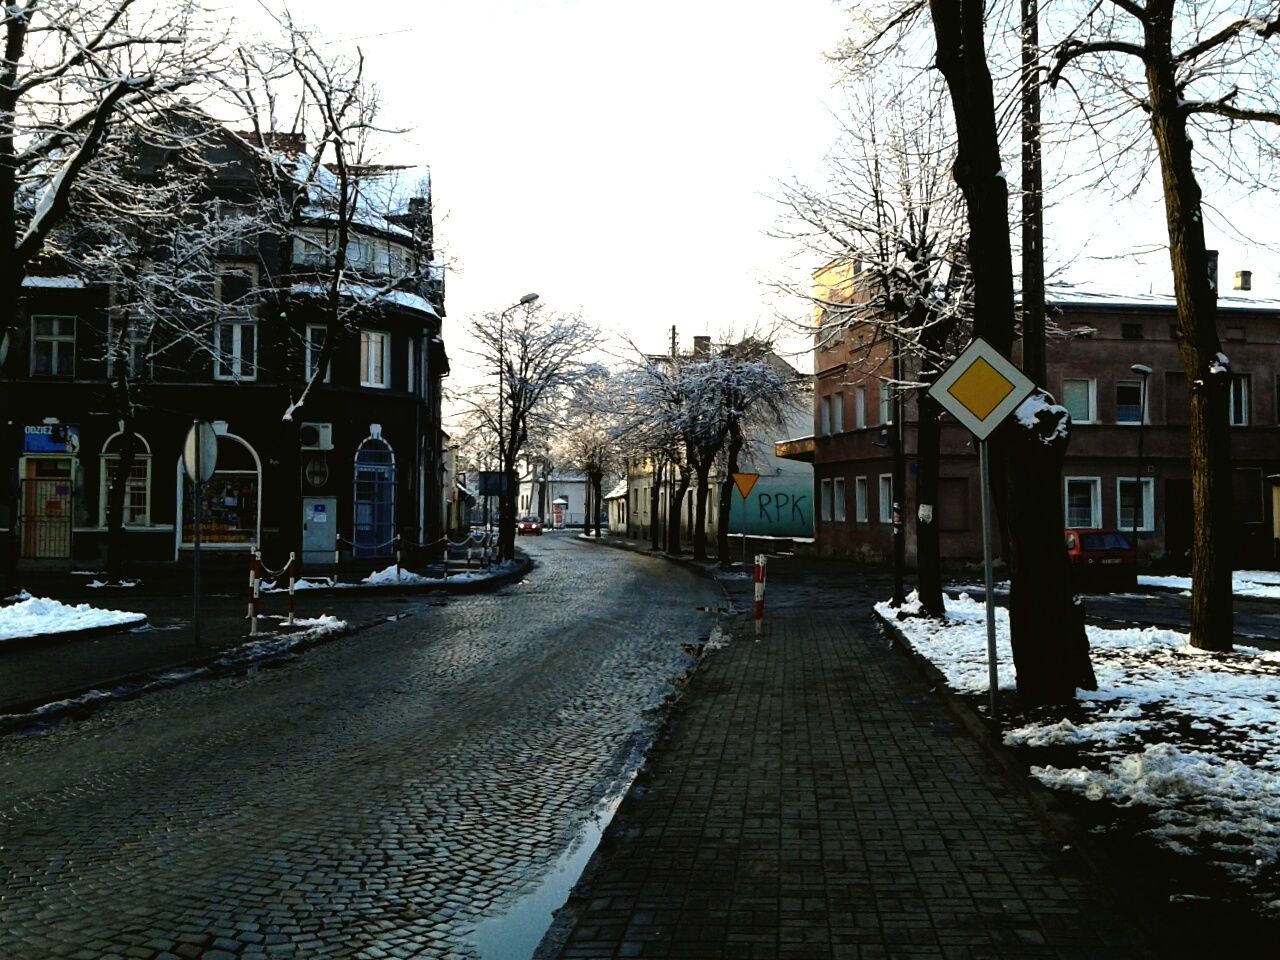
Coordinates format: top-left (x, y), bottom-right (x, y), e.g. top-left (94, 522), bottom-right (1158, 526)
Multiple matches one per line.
top-left (926, 338), bottom-right (1035, 719)
top-left (732, 472), bottom-right (760, 564)
top-left (183, 422), bottom-right (217, 646)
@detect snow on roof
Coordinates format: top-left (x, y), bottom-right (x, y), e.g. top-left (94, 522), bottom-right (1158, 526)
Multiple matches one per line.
top-left (22, 276), bottom-right (85, 289)
top-left (291, 282), bottom-right (438, 318)
top-left (604, 479), bottom-right (629, 500)
top-left (1044, 285), bottom-right (1280, 313)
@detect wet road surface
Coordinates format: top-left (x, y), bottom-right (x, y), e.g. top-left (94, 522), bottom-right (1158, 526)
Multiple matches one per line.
top-left (0, 535), bottom-right (717, 959)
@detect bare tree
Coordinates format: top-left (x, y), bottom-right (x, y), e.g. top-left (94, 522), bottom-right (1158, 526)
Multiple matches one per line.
top-left (1045, 1), bottom-right (1280, 651)
top-left (777, 77), bottom-right (969, 615)
top-left (925, 0), bottom-right (1098, 704)
top-left (555, 367), bottom-right (621, 539)
top-left (466, 301), bottom-right (600, 560)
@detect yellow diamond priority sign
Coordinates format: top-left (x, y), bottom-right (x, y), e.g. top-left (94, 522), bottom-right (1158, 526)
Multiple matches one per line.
top-left (928, 338), bottom-right (1035, 441)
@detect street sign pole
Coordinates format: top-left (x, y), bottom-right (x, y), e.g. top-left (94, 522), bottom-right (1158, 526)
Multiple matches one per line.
top-left (193, 436), bottom-right (202, 648)
top-left (978, 439), bottom-right (998, 719)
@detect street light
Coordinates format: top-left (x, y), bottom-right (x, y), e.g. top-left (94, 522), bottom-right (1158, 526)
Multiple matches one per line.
top-left (1130, 362), bottom-right (1153, 554)
top-left (495, 293), bottom-right (538, 555)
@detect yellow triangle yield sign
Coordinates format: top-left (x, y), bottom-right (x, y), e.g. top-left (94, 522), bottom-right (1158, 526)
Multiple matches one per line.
top-left (732, 472), bottom-right (760, 499)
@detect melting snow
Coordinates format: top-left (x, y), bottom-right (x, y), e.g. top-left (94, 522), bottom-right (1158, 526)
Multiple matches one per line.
top-left (0, 595), bottom-right (145, 642)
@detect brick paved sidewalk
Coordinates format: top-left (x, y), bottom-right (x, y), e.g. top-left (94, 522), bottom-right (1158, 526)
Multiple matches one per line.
top-left (544, 599), bottom-right (1156, 959)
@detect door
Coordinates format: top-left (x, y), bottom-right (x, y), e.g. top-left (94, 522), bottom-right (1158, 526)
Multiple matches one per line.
top-left (20, 459), bottom-right (73, 560)
top-left (302, 497), bottom-right (338, 566)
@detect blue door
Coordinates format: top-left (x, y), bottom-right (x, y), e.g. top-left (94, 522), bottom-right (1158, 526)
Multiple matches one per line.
top-left (353, 438), bottom-right (396, 559)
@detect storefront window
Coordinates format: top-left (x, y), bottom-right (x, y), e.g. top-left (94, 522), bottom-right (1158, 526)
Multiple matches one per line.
top-left (183, 435), bottom-right (259, 545)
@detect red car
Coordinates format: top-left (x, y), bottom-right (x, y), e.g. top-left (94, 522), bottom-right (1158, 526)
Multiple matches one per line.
top-left (517, 516), bottom-right (543, 536)
top-left (1064, 529), bottom-right (1137, 591)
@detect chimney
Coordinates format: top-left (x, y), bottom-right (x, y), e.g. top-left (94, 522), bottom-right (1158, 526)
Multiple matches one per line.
top-left (692, 335), bottom-right (711, 358)
top-left (1234, 269), bottom-right (1252, 292)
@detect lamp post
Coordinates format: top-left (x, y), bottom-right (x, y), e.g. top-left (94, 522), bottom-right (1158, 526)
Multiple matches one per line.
top-left (1130, 363), bottom-right (1153, 553)
top-left (496, 293), bottom-right (538, 557)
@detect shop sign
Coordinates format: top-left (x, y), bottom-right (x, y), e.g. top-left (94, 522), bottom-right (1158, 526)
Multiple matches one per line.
top-left (24, 423), bottom-right (79, 454)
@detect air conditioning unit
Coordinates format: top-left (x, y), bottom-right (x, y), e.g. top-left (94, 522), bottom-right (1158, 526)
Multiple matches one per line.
top-left (300, 422), bottom-right (334, 451)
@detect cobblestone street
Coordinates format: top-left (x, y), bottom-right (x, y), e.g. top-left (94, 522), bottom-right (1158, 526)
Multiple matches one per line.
top-left (0, 536), bottom-right (718, 959)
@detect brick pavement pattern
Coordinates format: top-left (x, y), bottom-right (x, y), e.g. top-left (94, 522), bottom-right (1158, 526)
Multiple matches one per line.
top-left (0, 536), bottom-right (718, 959)
top-left (549, 580), bottom-right (1155, 959)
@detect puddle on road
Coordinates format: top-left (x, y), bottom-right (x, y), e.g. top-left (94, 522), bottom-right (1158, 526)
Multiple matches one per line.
top-left (466, 784), bottom-right (630, 960)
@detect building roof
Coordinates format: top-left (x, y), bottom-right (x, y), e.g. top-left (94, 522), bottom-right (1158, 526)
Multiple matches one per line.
top-left (604, 479), bottom-right (629, 500)
top-left (1044, 285), bottom-right (1280, 314)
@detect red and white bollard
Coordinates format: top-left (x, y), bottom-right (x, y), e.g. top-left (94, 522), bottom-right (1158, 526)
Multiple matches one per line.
top-left (753, 554), bottom-right (767, 632)
top-left (286, 552), bottom-right (297, 627)
top-left (395, 535), bottom-right (403, 582)
top-left (248, 548), bottom-right (261, 636)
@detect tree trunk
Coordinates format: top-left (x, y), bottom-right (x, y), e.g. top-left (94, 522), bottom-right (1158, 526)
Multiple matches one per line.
top-left (667, 464), bottom-right (690, 554)
top-left (1143, 9), bottom-right (1233, 651)
top-left (930, 0), bottom-right (1096, 703)
top-left (105, 423), bottom-right (137, 582)
top-left (716, 427), bottom-right (744, 565)
top-left (914, 392), bottom-right (945, 617)
top-left (592, 471), bottom-right (604, 537)
top-left (649, 460), bottom-right (663, 550)
top-left (693, 465), bottom-right (711, 561)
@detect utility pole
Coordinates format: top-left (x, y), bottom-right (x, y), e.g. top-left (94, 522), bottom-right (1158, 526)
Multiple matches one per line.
top-left (1021, 0), bottom-right (1047, 385)
top-left (891, 347), bottom-right (906, 606)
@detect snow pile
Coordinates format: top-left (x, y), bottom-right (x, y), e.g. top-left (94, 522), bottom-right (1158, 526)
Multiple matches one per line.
top-left (0, 595), bottom-right (145, 642)
top-left (878, 590), bottom-right (1280, 899)
top-left (361, 564), bottom-right (435, 586)
top-left (262, 561), bottom-right (518, 592)
top-left (1139, 571), bottom-right (1280, 600)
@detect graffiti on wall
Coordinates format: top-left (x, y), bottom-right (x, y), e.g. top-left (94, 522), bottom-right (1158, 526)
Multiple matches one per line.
top-left (727, 479), bottom-right (813, 538)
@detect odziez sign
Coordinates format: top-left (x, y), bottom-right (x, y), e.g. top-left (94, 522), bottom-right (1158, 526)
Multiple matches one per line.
top-left (24, 423), bottom-right (79, 454)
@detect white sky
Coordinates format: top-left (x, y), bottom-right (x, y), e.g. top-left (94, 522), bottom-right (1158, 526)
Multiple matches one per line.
top-left (227, 0), bottom-right (1279, 397)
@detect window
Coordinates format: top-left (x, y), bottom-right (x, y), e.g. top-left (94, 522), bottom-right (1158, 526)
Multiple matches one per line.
top-left (1121, 322), bottom-right (1143, 340)
top-left (878, 474), bottom-right (893, 524)
top-left (216, 264), bottom-right (256, 310)
top-left (1116, 478), bottom-right (1154, 533)
top-left (1115, 380), bottom-right (1145, 424)
top-left (878, 384), bottom-right (892, 425)
top-left (30, 315), bottom-right (75, 376)
top-left (820, 478), bottom-right (833, 522)
top-left (360, 330), bottom-right (390, 388)
top-left (106, 318), bottom-right (149, 379)
top-left (820, 395), bottom-right (832, 436)
top-left (832, 392), bottom-right (844, 432)
top-left (854, 384), bottom-right (866, 429)
top-left (305, 325), bottom-right (329, 383)
top-left (833, 477), bottom-right (846, 521)
top-left (99, 433), bottom-right (151, 527)
top-left (214, 322), bottom-right (258, 381)
top-left (1065, 477), bottom-right (1101, 529)
top-left (293, 228), bottom-right (333, 268)
top-left (1061, 378), bottom-right (1094, 424)
top-left (407, 339), bottom-right (416, 396)
top-left (854, 476), bottom-right (868, 522)
top-left (1230, 374), bottom-right (1250, 426)
top-left (216, 201), bottom-right (258, 257)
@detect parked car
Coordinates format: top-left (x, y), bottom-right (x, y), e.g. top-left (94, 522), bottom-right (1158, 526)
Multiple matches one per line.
top-left (517, 516), bottom-right (543, 536)
top-left (1064, 529), bottom-right (1137, 591)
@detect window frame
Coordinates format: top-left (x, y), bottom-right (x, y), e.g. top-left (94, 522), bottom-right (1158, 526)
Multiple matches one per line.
top-left (1114, 379), bottom-right (1147, 425)
top-left (1064, 476), bottom-right (1102, 529)
top-left (360, 329), bottom-right (391, 389)
top-left (854, 384), bottom-right (866, 429)
top-left (99, 454), bottom-right (153, 529)
top-left (820, 478), bottom-right (833, 522)
top-left (305, 324), bottom-right (330, 384)
top-left (1115, 477), bottom-right (1155, 534)
top-left (1230, 373), bottom-right (1250, 426)
top-left (832, 391), bottom-right (844, 433)
top-left (854, 476), bottom-right (868, 523)
top-left (213, 321), bottom-right (259, 382)
top-left (878, 384), bottom-right (892, 426)
top-left (1061, 377), bottom-right (1096, 425)
top-left (833, 477), bottom-right (846, 522)
top-left (30, 314), bottom-right (76, 377)
top-left (878, 473), bottom-right (893, 524)
top-left (105, 316), bottom-right (150, 381)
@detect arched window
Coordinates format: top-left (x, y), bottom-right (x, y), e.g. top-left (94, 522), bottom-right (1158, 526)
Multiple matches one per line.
top-left (181, 432), bottom-right (261, 545)
top-left (100, 432), bottom-right (152, 527)
top-left (353, 434), bottom-right (396, 558)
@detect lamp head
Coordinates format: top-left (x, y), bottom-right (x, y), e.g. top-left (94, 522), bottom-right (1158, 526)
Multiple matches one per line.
top-left (519, 292), bottom-right (539, 305)
top-left (1130, 363), bottom-right (1153, 377)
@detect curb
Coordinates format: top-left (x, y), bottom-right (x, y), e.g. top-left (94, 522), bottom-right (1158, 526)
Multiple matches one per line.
top-left (0, 557), bottom-right (534, 736)
top-left (574, 534), bottom-right (732, 584)
top-left (260, 555), bottom-right (534, 597)
top-left (871, 607), bottom-right (1270, 956)
top-left (0, 616), bottom-right (149, 654)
